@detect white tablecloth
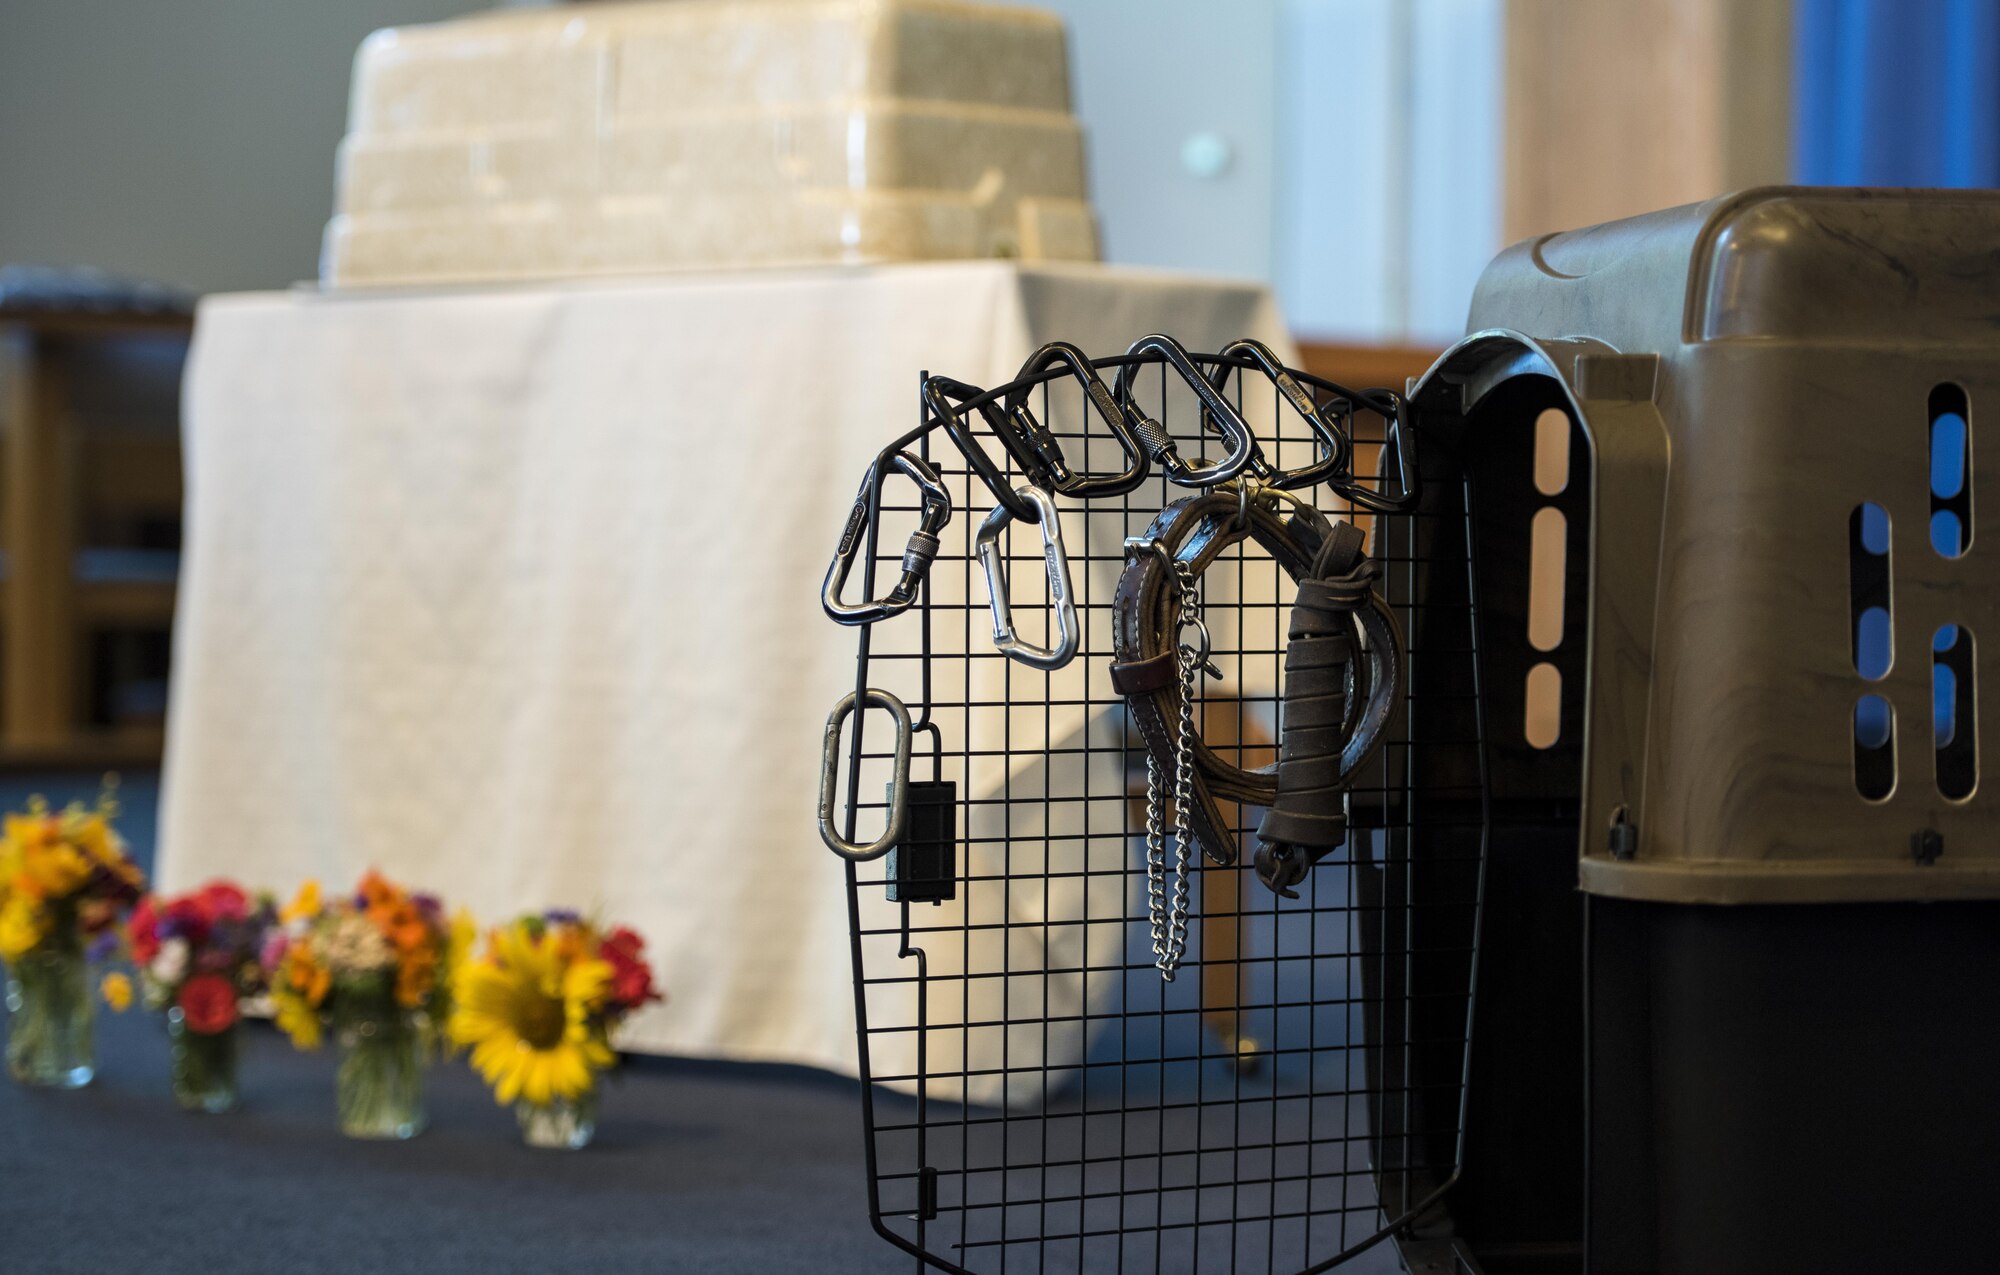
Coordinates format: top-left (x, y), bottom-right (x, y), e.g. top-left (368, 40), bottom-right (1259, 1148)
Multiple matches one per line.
top-left (162, 261), bottom-right (1293, 1076)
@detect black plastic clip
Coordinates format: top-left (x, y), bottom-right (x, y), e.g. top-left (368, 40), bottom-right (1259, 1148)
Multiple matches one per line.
top-left (1912, 828), bottom-right (1944, 865)
top-left (1607, 806), bottom-right (1638, 860)
top-left (888, 781), bottom-right (957, 904)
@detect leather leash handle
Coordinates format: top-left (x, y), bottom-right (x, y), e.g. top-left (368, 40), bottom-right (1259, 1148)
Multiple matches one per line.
top-left (1256, 522), bottom-right (1371, 896)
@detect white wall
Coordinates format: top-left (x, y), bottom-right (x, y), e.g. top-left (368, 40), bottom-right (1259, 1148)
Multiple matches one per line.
top-left (1048, 0), bottom-right (1504, 343)
top-left (1043, 0), bottom-right (1282, 286)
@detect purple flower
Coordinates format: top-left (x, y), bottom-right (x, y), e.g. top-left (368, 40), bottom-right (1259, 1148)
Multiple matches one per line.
top-left (87, 931), bottom-right (119, 962)
top-left (543, 908), bottom-right (581, 926)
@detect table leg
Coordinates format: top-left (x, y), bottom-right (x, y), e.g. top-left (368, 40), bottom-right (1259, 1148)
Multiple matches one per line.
top-left (1, 330), bottom-right (79, 753)
top-left (1198, 699), bottom-right (1273, 1070)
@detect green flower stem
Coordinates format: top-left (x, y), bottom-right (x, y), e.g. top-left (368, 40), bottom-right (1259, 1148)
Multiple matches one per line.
top-left (168, 1011), bottom-right (240, 1113)
top-left (335, 1003), bottom-right (427, 1139)
top-left (5, 930), bottom-right (93, 1089)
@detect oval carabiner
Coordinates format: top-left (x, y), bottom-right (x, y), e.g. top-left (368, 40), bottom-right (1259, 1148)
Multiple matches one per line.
top-left (818, 688), bottom-right (914, 861)
top-left (1204, 338), bottom-right (1352, 490)
top-left (822, 450), bottom-right (953, 626)
top-left (1112, 333), bottom-right (1258, 488)
top-left (999, 342), bottom-right (1151, 499)
top-left (975, 486), bottom-right (1081, 671)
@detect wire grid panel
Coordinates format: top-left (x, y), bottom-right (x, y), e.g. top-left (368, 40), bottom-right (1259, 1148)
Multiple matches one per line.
top-left (830, 352), bottom-right (1487, 1274)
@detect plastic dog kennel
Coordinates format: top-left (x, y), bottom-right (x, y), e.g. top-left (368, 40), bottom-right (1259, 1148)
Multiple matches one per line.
top-left (1396, 185), bottom-right (2000, 1275)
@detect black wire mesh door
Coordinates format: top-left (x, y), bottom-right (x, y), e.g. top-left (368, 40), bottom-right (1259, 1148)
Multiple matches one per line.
top-left (819, 341), bottom-right (1488, 1274)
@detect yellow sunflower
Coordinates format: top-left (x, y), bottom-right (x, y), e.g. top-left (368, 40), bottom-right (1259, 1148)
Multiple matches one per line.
top-left (0, 896), bottom-right (47, 960)
top-left (449, 923), bottom-right (614, 1106)
top-left (272, 990), bottom-right (324, 1050)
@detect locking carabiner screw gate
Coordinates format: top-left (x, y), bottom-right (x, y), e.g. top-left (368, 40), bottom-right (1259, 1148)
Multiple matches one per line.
top-left (1112, 334), bottom-right (1259, 489)
top-left (999, 341), bottom-right (1152, 499)
top-left (975, 486), bottom-right (1081, 671)
top-left (818, 688), bottom-right (914, 862)
top-left (822, 450), bottom-right (952, 626)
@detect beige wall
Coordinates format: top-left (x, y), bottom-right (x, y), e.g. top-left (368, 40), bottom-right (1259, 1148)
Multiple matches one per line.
top-left (0, 0), bottom-right (485, 294)
top-left (1504, 0), bottom-right (1793, 243)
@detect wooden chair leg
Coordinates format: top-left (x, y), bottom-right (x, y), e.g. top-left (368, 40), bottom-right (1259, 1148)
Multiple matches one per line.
top-left (1, 330), bottom-right (79, 753)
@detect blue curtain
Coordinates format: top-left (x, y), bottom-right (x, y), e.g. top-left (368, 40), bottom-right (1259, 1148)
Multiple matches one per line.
top-left (1795, 0), bottom-right (2000, 185)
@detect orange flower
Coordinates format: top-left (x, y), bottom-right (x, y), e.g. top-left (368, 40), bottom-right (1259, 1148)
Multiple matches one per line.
top-left (376, 902), bottom-right (430, 955)
top-left (283, 944), bottom-right (331, 1006)
top-left (357, 869), bottom-right (397, 910)
top-left (394, 946), bottom-right (437, 1009)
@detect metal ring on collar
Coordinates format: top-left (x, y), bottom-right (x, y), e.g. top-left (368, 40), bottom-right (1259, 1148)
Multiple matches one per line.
top-left (975, 485), bottom-right (1081, 671)
top-left (817, 688), bottom-right (914, 861)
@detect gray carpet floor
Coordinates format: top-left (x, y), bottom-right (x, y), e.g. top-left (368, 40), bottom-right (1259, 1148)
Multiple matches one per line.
top-left (0, 771), bottom-right (1405, 1275)
top-left (1, 1017), bottom-right (889, 1274)
top-left (0, 770), bottom-right (892, 1274)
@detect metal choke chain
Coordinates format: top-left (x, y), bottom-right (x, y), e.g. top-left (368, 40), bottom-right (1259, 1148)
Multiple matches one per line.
top-left (1145, 558), bottom-right (1203, 980)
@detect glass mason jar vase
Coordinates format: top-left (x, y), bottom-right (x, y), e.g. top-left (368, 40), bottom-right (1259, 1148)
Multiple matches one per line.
top-left (167, 1007), bottom-right (240, 1113)
top-left (5, 937), bottom-right (94, 1088)
top-left (516, 1087), bottom-right (599, 1150)
top-left (334, 1006), bottom-right (427, 1139)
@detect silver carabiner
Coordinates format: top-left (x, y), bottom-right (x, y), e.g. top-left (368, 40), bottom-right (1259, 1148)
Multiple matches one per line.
top-left (974, 486), bottom-right (1081, 671)
top-left (817, 688), bottom-right (913, 862)
top-left (822, 451), bottom-right (952, 627)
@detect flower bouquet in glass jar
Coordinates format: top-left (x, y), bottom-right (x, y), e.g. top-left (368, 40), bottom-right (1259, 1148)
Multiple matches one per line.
top-left (111, 881), bottom-right (276, 1112)
top-left (0, 789), bottom-right (145, 1088)
top-left (449, 911), bottom-right (662, 1149)
top-left (263, 872), bottom-right (472, 1139)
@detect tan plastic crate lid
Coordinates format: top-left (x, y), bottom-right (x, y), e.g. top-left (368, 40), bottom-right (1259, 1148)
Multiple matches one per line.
top-left (1423, 187), bottom-right (2000, 904)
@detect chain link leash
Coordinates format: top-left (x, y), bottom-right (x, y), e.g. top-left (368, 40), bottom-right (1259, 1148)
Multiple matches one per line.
top-left (1145, 557), bottom-right (1205, 980)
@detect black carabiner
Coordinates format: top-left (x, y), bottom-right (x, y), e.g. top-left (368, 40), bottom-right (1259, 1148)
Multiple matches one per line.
top-left (1329, 386), bottom-right (1420, 512)
top-left (1112, 333), bottom-right (1258, 488)
top-left (999, 341), bottom-right (1151, 499)
top-left (924, 375), bottom-right (1041, 524)
top-left (1203, 337), bottom-right (1352, 491)
top-left (822, 450), bottom-right (952, 626)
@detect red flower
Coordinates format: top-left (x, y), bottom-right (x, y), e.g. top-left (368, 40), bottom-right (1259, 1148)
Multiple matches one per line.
top-left (598, 927), bottom-right (662, 1010)
top-left (177, 973), bottom-right (239, 1034)
top-left (129, 896), bottom-right (160, 964)
top-left (196, 881), bottom-right (249, 922)
top-left (163, 897), bottom-right (213, 947)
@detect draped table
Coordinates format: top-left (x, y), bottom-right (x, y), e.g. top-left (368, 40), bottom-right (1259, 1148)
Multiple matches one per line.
top-left (161, 261), bottom-right (1293, 1074)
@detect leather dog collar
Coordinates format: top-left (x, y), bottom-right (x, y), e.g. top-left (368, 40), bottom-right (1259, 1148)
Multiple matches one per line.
top-left (1110, 489), bottom-right (1403, 895)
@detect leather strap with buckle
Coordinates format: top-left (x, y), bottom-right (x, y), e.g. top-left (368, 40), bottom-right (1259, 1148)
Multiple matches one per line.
top-left (1110, 489), bottom-right (1403, 895)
